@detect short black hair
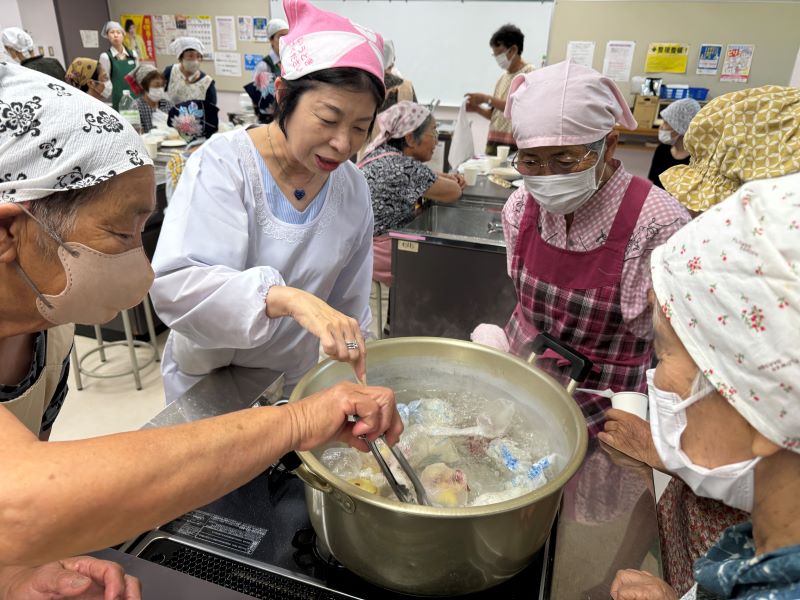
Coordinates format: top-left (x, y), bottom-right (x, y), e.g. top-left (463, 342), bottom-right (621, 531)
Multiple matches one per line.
top-left (125, 19), bottom-right (135, 31)
top-left (490, 24), bottom-right (524, 55)
top-left (141, 70), bottom-right (163, 92)
top-left (276, 68), bottom-right (386, 139)
top-left (386, 114), bottom-right (435, 152)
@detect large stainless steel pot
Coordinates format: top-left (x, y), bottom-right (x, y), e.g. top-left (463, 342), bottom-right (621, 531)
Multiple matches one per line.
top-left (284, 335), bottom-right (590, 596)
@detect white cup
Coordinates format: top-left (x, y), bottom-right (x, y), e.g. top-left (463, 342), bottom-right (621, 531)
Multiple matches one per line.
top-left (142, 137), bottom-right (159, 160)
top-left (611, 391), bottom-right (648, 421)
top-left (463, 166), bottom-right (480, 186)
top-left (486, 156), bottom-right (503, 170)
top-left (496, 145), bottom-right (510, 161)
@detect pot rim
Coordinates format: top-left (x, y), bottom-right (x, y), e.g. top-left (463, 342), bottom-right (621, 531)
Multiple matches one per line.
top-left (291, 336), bottom-right (589, 517)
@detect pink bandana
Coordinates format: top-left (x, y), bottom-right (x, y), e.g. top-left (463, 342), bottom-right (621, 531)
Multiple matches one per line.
top-left (505, 61), bottom-right (637, 148)
top-left (279, 0), bottom-right (384, 86)
top-left (363, 101), bottom-right (431, 156)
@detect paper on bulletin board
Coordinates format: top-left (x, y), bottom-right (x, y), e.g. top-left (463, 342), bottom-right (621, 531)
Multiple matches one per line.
top-left (80, 30), bottom-right (99, 48)
top-left (566, 41), bottom-right (595, 68)
top-left (238, 16), bottom-right (254, 42)
top-left (120, 15), bottom-right (156, 61)
top-left (153, 15), bottom-right (177, 53)
top-left (244, 53), bottom-right (264, 71)
top-left (603, 40), bottom-right (635, 82)
top-left (215, 16), bottom-right (237, 51)
top-left (696, 43), bottom-right (723, 75)
top-left (187, 16), bottom-right (214, 58)
top-left (720, 44), bottom-right (755, 82)
top-left (253, 17), bottom-right (269, 42)
top-left (645, 43), bottom-right (689, 74)
top-left (214, 51), bottom-right (242, 77)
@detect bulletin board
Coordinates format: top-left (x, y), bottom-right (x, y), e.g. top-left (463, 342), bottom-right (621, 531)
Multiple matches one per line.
top-left (547, 0), bottom-right (800, 103)
top-left (108, 0), bottom-right (554, 104)
top-left (107, 0), bottom-right (277, 93)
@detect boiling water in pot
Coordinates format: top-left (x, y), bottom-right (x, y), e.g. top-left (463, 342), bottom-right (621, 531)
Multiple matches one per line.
top-left (320, 388), bottom-right (565, 508)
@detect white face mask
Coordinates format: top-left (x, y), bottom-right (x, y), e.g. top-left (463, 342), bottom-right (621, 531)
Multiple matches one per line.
top-left (658, 129), bottom-right (676, 145)
top-left (494, 50), bottom-right (511, 71)
top-left (182, 60), bottom-right (200, 74)
top-left (647, 369), bottom-right (760, 512)
top-left (148, 86), bottom-right (167, 101)
top-left (100, 79), bottom-right (112, 99)
top-left (522, 142), bottom-right (605, 215)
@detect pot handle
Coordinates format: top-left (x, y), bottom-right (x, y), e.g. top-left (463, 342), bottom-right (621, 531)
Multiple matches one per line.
top-left (527, 333), bottom-right (593, 395)
top-left (279, 451), bottom-right (333, 494)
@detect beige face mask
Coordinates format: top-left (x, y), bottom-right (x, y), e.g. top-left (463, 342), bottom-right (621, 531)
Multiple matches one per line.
top-left (15, 213), bottom-right (154, 326)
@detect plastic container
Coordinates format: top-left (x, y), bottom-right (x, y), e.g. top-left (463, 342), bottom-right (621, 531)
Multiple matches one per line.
top-left (688, 87), bottom-right (710, 101)
top-left (119, 90), bottom-right (141, 133)
top-left (659, 84), bottom-right (689, 100)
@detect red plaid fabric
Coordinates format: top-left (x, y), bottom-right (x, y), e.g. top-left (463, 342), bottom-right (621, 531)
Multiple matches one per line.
top-left (505, 176), bottom-right (654, 437)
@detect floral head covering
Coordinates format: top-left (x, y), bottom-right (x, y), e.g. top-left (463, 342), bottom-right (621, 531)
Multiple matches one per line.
top-left (651, 172), bottom-right (800, 453)
top-left (167, 100), bottom-right (219, 143)
top-left (661, 86), bottom-right (800, 213)
top-left (279, 0), bottom-right (384, 86)
top-left (65, 57), bottom-right (99, 90)
top-left (0, 62), bottom-right (151, 203)
top-left (362, 101), bottom-right (431, 156)
top-left (124, 63), bottom-right (158, 95)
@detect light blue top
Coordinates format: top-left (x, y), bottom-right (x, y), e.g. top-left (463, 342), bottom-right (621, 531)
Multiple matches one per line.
top-left (257, 150), bottom-right (329, 224)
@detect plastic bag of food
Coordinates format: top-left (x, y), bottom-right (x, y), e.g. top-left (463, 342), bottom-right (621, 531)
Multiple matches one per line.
top-left (420, 462), bottom-right (469, 507)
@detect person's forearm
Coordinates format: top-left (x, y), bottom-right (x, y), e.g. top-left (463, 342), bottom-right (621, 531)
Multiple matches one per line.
top-left (0, 404), bottom-right (300, 566)
top-left (491, 97), bottom-right (507, 112)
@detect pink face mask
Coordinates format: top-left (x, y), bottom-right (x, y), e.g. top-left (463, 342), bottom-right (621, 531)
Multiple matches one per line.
top-left (15, 213), bottom-right (154, 326)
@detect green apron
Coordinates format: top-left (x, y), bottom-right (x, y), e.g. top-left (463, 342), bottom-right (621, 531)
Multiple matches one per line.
top-left (107, 48), bottom-right (137, 111)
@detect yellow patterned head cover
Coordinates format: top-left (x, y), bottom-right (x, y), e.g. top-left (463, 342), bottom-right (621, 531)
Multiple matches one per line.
top-left (660, 86), bottom-right (800, 213)
top-left (65, 57), bottom-right (99, 89)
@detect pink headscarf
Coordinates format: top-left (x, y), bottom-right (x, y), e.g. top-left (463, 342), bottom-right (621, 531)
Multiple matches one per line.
top-left (505, 61), bottom-right (637, 148)
top-left (279, 0), bottom-right (385, 87)
top-left (363, 101), bottom-right (431, 156)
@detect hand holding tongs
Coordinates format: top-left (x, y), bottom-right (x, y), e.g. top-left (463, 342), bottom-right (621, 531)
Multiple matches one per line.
top-left (352, 372), bottom-right (430, 506)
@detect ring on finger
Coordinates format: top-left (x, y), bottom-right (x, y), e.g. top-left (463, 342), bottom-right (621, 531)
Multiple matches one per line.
top-left (345, 340), bottom-right (360, 351)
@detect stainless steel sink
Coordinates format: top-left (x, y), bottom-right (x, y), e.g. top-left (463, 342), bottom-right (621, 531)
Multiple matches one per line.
top-left (401, 203), bottom-right (506, 247)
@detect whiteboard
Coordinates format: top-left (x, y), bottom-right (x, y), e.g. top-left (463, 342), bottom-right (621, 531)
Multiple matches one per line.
top-left (269, 1), bottom-right (553, 106)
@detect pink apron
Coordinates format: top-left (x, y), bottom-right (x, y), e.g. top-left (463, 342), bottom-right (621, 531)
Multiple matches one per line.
top-left (505, 176), bottom-right (653, 436)
top-left (358, 150), bottom-right (403, 286)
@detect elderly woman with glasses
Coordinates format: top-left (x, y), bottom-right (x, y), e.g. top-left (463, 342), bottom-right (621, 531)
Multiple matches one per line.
top-left (473, 61), bottom-right (689, 436)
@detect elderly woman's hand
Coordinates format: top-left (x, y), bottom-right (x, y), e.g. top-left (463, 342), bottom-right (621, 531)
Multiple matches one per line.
top-left (286, 382), bottom-right (403, 452)
top-left (598, 409), bottom-right (665, 471)
top-left (0, 556), bottom-right (141, 600)
top-left (610, 569), bottom-right (679, 600)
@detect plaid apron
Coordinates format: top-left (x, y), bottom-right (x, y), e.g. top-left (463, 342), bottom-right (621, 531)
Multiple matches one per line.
top-left (505, 176), bottom-right (653, 436)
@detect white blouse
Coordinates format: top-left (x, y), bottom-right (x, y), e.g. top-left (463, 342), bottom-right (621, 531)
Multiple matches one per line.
top-left (151, 128), bottom-right (374, 399)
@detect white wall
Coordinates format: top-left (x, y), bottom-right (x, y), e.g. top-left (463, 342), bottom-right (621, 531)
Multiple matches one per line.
top-left (17, 0), bottom-right (65, 66)
top-left (0, 0), bottom-right (23, 28)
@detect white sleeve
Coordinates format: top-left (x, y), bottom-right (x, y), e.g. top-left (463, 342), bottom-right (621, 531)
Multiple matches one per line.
top-left (150, 139), bottom-right (286, 350)
top-left (325, 180), bottom-right (374, 336)
top-left (98, 53), bottom-right (110, 81)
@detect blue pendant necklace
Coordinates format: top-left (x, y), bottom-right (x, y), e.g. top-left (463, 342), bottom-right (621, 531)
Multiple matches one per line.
top-left (267, 124), bottom-right (315, 201)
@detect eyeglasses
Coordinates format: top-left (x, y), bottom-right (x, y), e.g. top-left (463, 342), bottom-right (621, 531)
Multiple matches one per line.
top-left (511, 148), bottom-right (596, 175)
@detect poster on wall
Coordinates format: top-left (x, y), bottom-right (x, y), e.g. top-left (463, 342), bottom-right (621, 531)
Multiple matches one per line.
top-left (187, 16), bottom-right (214, 59)
top-left (602, 40), bottom-right (635, 82)
top-left (253, 17), bottom-right (269, 42)
top-left (244, 53), bottom-right (264, 71)
top-left (153, 15), bottom-right (178, 53)
top-left (644, 43), bottom-right (689, 73)
top-left (720, 44), bottom-right (755, 82)
top-left (214, 51), bottom-right (242, 77)
top-left (696, 43), bottom-right (723, 75)
top-left (565, 41), bottom-right (595, 68)
top-left (80, 30), bottom-right (99, 49)
top-left (238, 16), bottom-right (254, 42)
top-left (120, 15), bottom-right (156, 62)
top-left (215, 16), bottom-right (237, 51)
